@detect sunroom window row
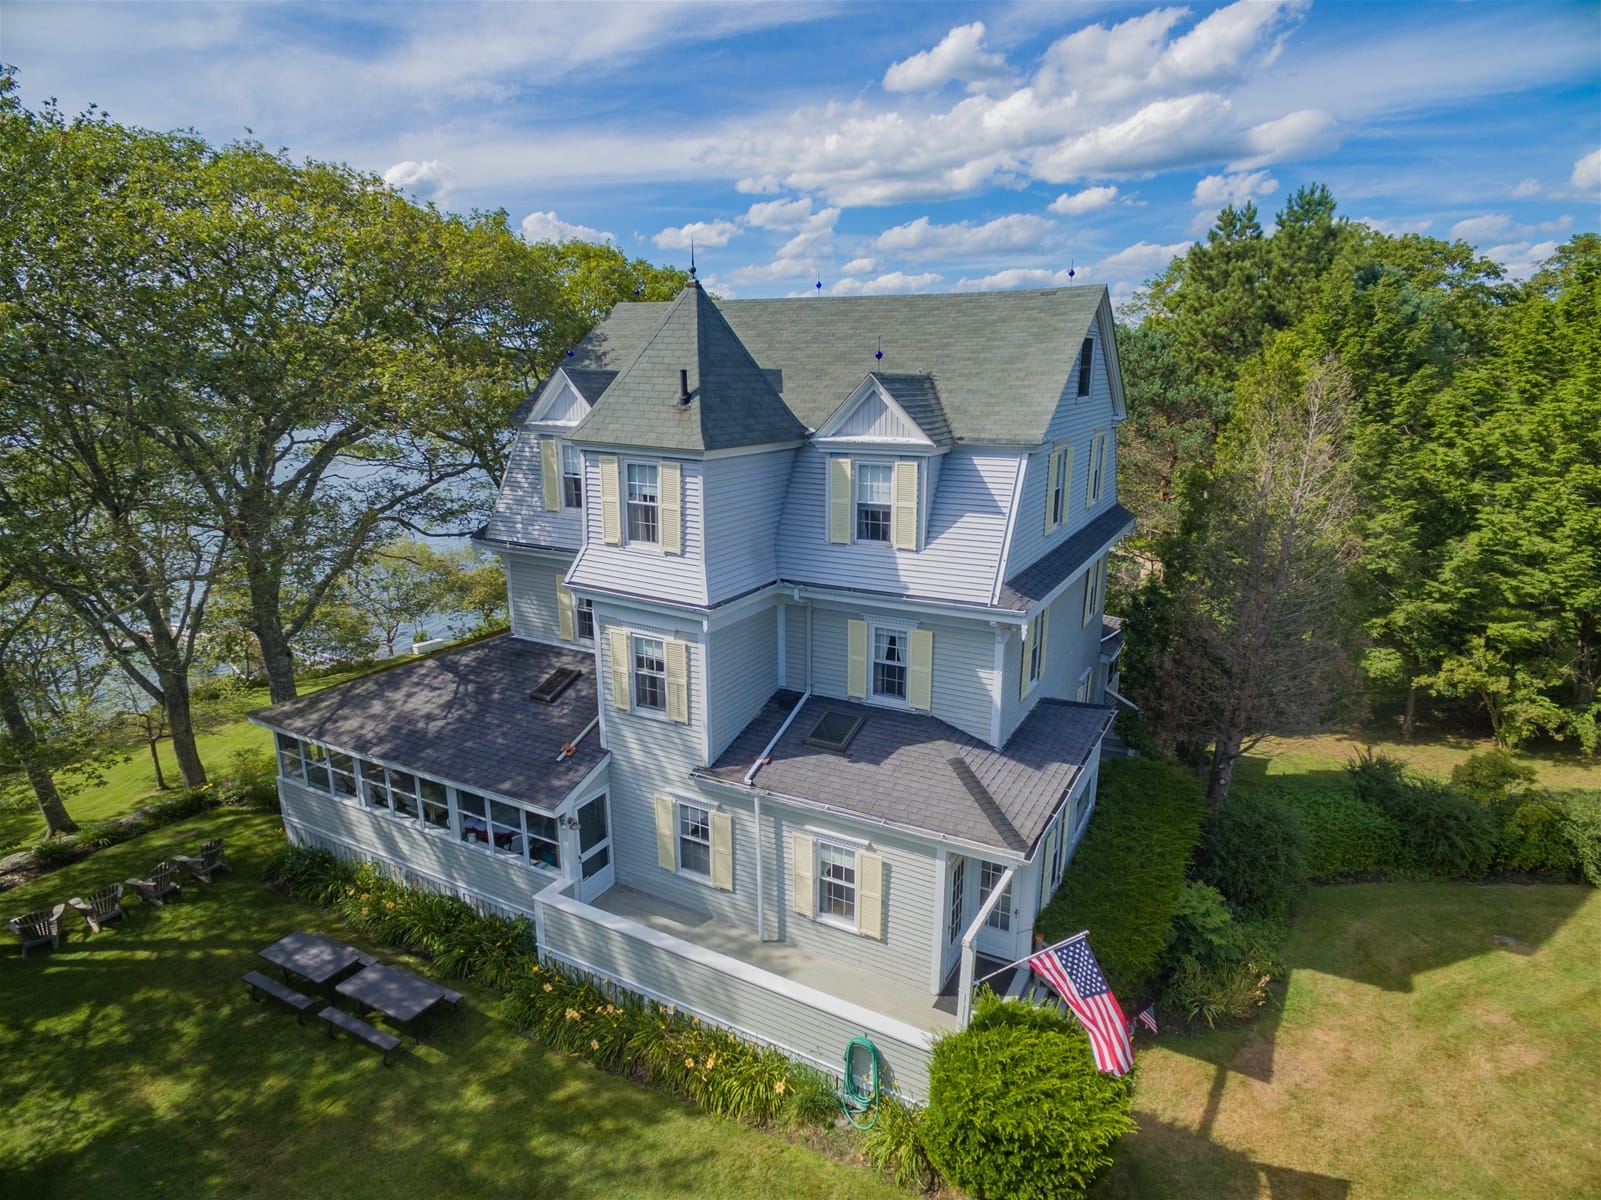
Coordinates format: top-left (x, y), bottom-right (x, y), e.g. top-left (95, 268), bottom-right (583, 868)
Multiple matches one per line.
top-left (275, 734), bottom-right (560, 872)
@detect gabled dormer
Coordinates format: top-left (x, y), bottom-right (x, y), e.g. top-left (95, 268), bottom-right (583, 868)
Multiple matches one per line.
top-left (813, 373), bottom-right (950, 554)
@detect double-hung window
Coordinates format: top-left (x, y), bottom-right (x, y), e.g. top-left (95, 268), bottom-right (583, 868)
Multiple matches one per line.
top-left (575, 597), bottom-right (595, 642)
top-left (980, 860), bottom-right (1012, 931)
top-left (633, 636), bottom-right (666, 712)
top-left (855, 463), bottom-right (892, 542)
top-left (677, 802), bottom-right (712, 877)
top-left (1077, 337), bottom-right (1094, 397)
top-left (561, 443), bottom-right (583, 508)
top-left (817, 841), bottom-right (857, 924)
top-left (1048, 443), bottom-right (1072, 531)
top-left (1023, 611), bottom-right (1047, 695)
top-left (626, 463), bottom-right (659, 543)
top-left (873, 627), bottom-right (908, 700)
top-left (947, 857), bottom-right (966, 943)
top-left (1087, 431), bottom-right (1108, 505)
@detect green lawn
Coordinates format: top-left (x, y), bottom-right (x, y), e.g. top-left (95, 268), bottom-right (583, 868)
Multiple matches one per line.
top-left (1098, 881), bottom-right (1601, 1199)
top-left (0, 809), bottom-right (908, 1200)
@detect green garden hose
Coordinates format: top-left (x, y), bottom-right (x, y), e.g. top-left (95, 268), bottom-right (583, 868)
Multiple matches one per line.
top-left (840, 1036), bottom-right (881, 1130)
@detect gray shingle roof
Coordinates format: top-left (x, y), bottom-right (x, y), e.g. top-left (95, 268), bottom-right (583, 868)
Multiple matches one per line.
top-left (564, 286), bottom-right (1108, 446)
top-left (996, 504), bottom-right (1135, 611)
top-left (871, 373), bottom-right (952, 445)
top-left (695, 692), bottom-right (1113, 854)
top-left (249, 636), bottom-right (603, 811)
top-left (569, 283), bottom-right (808, 452)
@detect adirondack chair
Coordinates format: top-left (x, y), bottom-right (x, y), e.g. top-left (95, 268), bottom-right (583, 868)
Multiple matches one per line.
top-left (174, 839), bottom-right (230, 883)
top-left (125, 860), bottom-right (184, 907)
top-left (9, 904), bottom-right (68, 957)
top-left (67, 884), bottom-right (127, 934)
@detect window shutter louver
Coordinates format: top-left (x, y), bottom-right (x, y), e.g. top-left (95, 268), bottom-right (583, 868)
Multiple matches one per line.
top-left (891, 460), bottom-right (918, 550)
top-left (540, 438), bottom-right (561, 512)
top-left (856, 852), bottom-right (885, 939)
top-left (908, 628), bottom-right (933, 712)
top-left (557, 583), bottom-right (575, 641)
top-left (599, 456), bottom-right (622, 544)
top-left (654, 795), bottom-right (676, 870)
top-left (665, 639), bottom-right (689, 724)
top-left (1044, 451), bottom-right (1059, 535)
top-left (847, 619), bottom-right (868, 699)
top-left (828, 457), bottom-right (852, 543)
top-left (659, 461), bottom-right (682, 554)
top-left (1038, 608), bottom-right (1050, 681)
top-left (607, 628), bottom-right (631, 710)
top-left (791, 833), bottom-right (815, 916)
top-left (710, 812), bottom-right (733, 891)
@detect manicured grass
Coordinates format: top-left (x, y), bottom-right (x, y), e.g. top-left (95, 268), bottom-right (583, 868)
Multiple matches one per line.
top-left (1239, 731), bottom-right (1601, 793)
top-left (1097, 881), bottom-right (1601, 1200)
top-left (0, 809), bottom-right (908, 1200)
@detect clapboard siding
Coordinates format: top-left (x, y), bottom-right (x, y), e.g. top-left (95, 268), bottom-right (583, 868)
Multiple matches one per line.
top-left (808, 603), bottom-right (996, 744)
top-left (539, 893), bottom-right (935, 1098)
top-left (998, 571), bottom-right (1104, 744)
top-left (782, 602), bottom-right (810, 690)
top-left (703, 449), bottom-right (794, 603)
top-left (279, 779), bottom-right (556, 916)
top-left (777, 446), bottom-right (1019, 605)
top-left (504, 551), bottom-right (572, 644)
top-left (484, 426), bottom-right (586, 549)
top-left (1005, 309), bottom-right (1123, 578)
top-left (708, 606), bottom-right (780, 763)
top-left (569, 456), bottom-right (709, 606)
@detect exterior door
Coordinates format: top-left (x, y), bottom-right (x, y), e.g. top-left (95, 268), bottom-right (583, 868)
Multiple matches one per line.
top-left (975, 859), bottom-right (1020, 960)
top-left (575, 792), bottom-right (614, 902)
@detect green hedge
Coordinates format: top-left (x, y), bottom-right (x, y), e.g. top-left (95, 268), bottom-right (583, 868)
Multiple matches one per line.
top-left (922, 990), bottom-right (1135, 1200)
top-left (1348, 753), bottom-right (1499, 879)
top-left (1264, 780), bottom-right (1402, 879)
top-left (1192, 790), bottom-right (1310, 919)
top-left (1035, 758), bottom-right (1206, 997)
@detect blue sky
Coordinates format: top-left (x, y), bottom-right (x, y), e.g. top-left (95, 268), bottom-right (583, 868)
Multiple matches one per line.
top-left (5, 1), bottom-right (1598, 303)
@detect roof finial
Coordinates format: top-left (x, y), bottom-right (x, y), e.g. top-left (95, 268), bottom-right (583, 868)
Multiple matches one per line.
top-left (1067, 257), bottom-right (1076, 285)
top-left (875, 335), bottom-right (883, 363)
top-left (689, 237), bottom-right (697, 280)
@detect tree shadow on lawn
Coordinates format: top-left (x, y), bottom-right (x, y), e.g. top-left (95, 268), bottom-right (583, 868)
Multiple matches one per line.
top-left (1097, 1114), bottom-right (1351, 1200)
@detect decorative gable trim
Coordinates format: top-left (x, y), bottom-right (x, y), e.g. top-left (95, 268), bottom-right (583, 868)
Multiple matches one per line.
top-left (526, 370), bottom-right (594, 427)
top-left (1092, 294), bottom-right (1128, 422)
top-left (814, 377), bottom-right (937, 449)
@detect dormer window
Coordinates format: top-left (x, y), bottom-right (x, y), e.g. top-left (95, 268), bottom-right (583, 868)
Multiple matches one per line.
top-left (1077, 338), bottom-right (1094, 397)
top-left (561, 443), bottom-right (583, 508)
top-left (855, 463), bottom-right (893, 542)
top-left (626, 463), bottom-right (659, 543)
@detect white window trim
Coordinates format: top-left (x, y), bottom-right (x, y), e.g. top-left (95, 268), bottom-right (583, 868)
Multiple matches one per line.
top-left (980, 860), bottom-right (1013, 932)
top-left (1087, 431), bottom-right (1108, 506)
top-left (676, 800), bottom-right (713, 881)
top-left (631, 633), bottom-right (668, 716)
top-left (869, 621), bottom-right (913, 708)
top-left (575, 596), bottom-right (595, 644)
top-left (1047, 442), bottom-right (1072, 532)
top-left (624, 459), bottom-right (662, 547)
top-left (560, 441), bottom-right (584, 510)
top-left (1022, 612), bottom-right (1046, 696)
top-left (853, 458), bottom-right (895, 545)
top-left (814, 838), bottom-right (859, 931)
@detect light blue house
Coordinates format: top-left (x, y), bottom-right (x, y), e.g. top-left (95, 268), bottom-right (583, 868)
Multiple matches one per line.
top-left (253, 282), bottom-right (1133, 1096)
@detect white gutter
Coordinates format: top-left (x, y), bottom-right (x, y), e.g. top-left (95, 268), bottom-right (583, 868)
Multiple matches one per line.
top-left (555, 715), bottom-right (601, 761)
top-left (747, 689), bottom-right (811, 944)
top-left (1103, 686), bottom-right (1140, 713)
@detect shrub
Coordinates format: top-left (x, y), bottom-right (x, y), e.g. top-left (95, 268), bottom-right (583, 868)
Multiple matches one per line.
top-left (1348, 752), bottom-right (1499, 879)
top-left (1451, 749), bottom-right (1537, 806)
top-left (1158, 883), bottom-right (1283, 1026)
top-left (1035, 757), bottom-right (1206, 997)
top-left (923, 992), bottom-right (1135, 1200)
top-left (1556, 790), bottom-right (1601, 886)
top-left (1496, 790), bottom-right (1576, 874)
top-left (1267, 781), bottom-right (1401, 879)
top-left (262, 844), bottom-right (352, 904)
top-left (29, 835), bottom-right (85, 868)
top-left (1193, 790), bottom-right (1309, 919)
top-left (1112, 706), bottom-right (1161, 758)
top-left (780, 1064), bottom-right (842, 1129)
top-left (864, 1093), bottom-right (937, 1193)
top-left (216, 747), bottom-right (280, 810)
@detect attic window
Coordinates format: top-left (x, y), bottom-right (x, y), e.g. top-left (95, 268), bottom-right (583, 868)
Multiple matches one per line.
top-left (530, 667), bottom-right (581, 704)
top-left (1076, 337), bottom-right (1094, 397)
top-left (803, 710), bottom-right (865, 755)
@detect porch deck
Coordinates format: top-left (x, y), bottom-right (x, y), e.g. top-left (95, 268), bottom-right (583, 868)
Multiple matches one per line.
top-left (591, 885), bottom-right (960, 1033)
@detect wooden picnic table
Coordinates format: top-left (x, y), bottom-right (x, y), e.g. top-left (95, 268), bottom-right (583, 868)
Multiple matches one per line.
top-left (259, 931), bottom-right (364, 993)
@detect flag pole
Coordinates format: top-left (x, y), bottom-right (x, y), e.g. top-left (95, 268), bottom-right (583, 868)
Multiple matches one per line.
top-left (972, 929), bottom-right (1089, 986)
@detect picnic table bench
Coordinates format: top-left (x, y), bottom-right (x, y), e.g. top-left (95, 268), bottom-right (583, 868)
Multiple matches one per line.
top-left (243, 970), bottom-right (320, 1024)
top-left (320, 1005), bottom-right (401, 1066)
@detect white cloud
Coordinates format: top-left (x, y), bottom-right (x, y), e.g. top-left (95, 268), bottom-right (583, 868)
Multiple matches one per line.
top-left (1485, 239), bottom-right (1561, 280)
top-left (883, 21), bottom-right (1010, 94)
top-left (828, 271), bottom-right (943, 296)
top-left (744, 196), bottom-right (819, 230)
top-left (1451, 213), bottom-right (1572, 243)
top-left (1357, 215), bottom-right (1433, 237)
top-left (874, 213), bottom-right (1058, 259)
top-left (735, 174), bottom-right (783, 195)
top-left (1049, 186), bottom-right (1121, 216)
top-left (1192, 170), bottom-right (1278, 209)
top-left (954, 267), bottom-right (1076, 292)
top-left (519, 210), bottom-right (614, 244)
top-left (1571, 148), bottom-right (1601, 196)
top-left (1088, 240), bottom-right (1189, 282)
top-left (653, 220), bottom-right (741, 250)
top-left (1509, 178), bottom-right (1542, 199)
top-left (383, 159), bottom-right (453, 199)
top-left (840, 257), bottom-right (879, 275)
top-left (1229, 109), bottom-right (1339, 169)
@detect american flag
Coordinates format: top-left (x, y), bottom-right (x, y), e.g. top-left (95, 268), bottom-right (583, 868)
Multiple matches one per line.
top-left (1028, 933), bottom-right (1133, 1075)
top-left (1131, 1005), bottom-right (1158, 1035)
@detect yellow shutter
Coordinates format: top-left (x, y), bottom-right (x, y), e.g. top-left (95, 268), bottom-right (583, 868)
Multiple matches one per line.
top-left (856, 851), bottom-right (885, 939)
top-left (1038, 607), bottom-right (1050, 682)
top-left (607, 628), bottom-right (631, 710)
top-left (599, 455), bottom-right (621, 544)
top-left (710, 811), bottom-right (733, 891)
top-left (665, 639), bottom-right (689, 724)
top-left (1018, 624), bottom-right (1030, 701)
top-left (891, 460), bottom-right (918, 550)
top-left (828, 457), bottom-right (852, 544)
top-left (846, 619), bottom-right (868, 699)
top-left (654, 794), bottom-right (676, 870)
top-left (791, 833), bottom-right (815, 916)
top-left (659, 460), bottom-right (682, 554)
top-left (557, 583), bottom-right (575, 642)
top-left (540, 437), bottom-right (560, 512)
top-left (1039, 826), bottom-right (1058, 909)
top-left (1043, 450), bottom-right (1059, 535)
top-left (907, 628), bottom-right (933, 712)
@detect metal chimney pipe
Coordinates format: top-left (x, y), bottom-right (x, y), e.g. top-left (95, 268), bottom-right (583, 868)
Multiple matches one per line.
top-left (678, 369), bottom-right (691, 406)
